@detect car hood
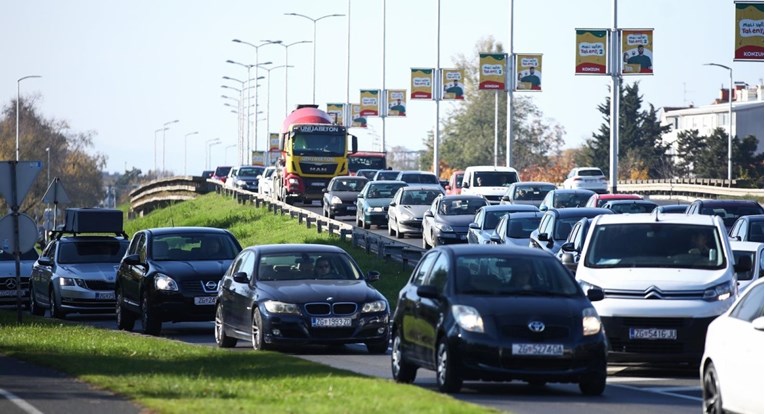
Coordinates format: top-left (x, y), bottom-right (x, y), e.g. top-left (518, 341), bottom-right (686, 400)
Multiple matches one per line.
top-left (0, 261), bottom-right (36, 277)
top-left (457, 295), bottom-right (586, 322)
top-left (438, 215), bottom-right (477, 232)
top-left (258, 279), bottom-right (382, 304)
top-left (578, 267), bottom-right (732, 291)
top-left (397, 205), bottom-right (430, 218)
top-left (503, 237), bottom-right (530, 247)
top-left (153, 260), bottom-right (233, 280)
top-left (56, 263), bottom-right (120, 282)
top-left (364, 198), bottom-right (393, 208)
top-left (469, 187), bottom-right (508, 196)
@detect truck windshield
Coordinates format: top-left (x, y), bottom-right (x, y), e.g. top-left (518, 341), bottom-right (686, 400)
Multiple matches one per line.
top-left (292, 133), bottom-right (345, 157)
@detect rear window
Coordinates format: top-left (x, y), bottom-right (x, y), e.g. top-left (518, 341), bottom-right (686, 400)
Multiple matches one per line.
top-left (506, 217), bottom-right (542, 238)
top-left (514, 184), bottom-right (556, 201)
top-left (400, 173), bottom-right (438, 184)
top-left (215, 166), bottom-right (232, 176)
top-left (578, 169), bottom-right (604, 177)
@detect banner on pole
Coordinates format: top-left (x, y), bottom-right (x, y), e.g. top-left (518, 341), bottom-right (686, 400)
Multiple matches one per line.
top-left (515, 54), bottom-right (543, 91)
top-left (387, 89), bottom-right (407, 117)
top-left (359, 90), bottom-right (380, 117)
top-left (479, 53), bottom-right (507, 90)
top-left (622, 29), bottom-right (654, 75)
top-left (326, 103), bottom-right (344, 125)
top-left (351, 104), bottom-right (367, 128)
top-left (441, 69), bottom-right (465, 100)
top-left (269, 133), bottom-right (279, 151)
top-left (410, 68), bottom-right (434, 99)
top-left (575, 29), bottom-right (608, 75)
top-left (251, 151), bottom-right (265, 166)
top-left (734, 1), bottom-right (764, 61)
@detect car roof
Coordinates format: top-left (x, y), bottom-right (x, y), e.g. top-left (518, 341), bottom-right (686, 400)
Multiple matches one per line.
top-left (511, 181), bottom-right (556, 187)
top-left (572, 167), bottom-right (604, 173)
top-left (504, 211), bottom-right (545, 218)
top-left (398, 170), bottom-right (436, 175)
top-left (433, 244), bottom-right (554, 258)
top-left (738, 214), bottom-right (764, 221)
top-left (401, 185), bottom-right (444, 191)
top-left (693, 199), bottom-right (762, 206)
top-left (58, 236), bottom-right (128, 242)
top-left (464, 166), bottom-right (518, 172)
top-left (245, 244), bottom-right (346, 254)
top-left (551, 189), bottom-right (595, 194)
top-left (729, 240), bottom-right (763, 252)
top-left (593, 212), bottom-right (721, 226)
top-left (594, 193), bottom-right (642, 200)
top-left (440, 194), bottom-right (487, 201)
top-left (145, 227), bottom-right (234, 236)
top-left (604, 200), bottom-right (657, 205)
top-left (481, 204), bottom-right (538, 212)
top-left (367, 180), bottom-right (406, 185)
top-left (331, 175), bottom-right (367, 180)
top-left (550, 207), bottom-right (613, 217)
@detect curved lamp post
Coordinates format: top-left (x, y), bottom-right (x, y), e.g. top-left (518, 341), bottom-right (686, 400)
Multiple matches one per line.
top-left (162, 119), bottom-right (179, 176)
top-left (703, 62), bottom-right (734, 187)
top-left (153, 127), bottom-right (168, 176)
top-left (205, 138), bottom-right (221, 170)
top-left (183, 131), bottom-right (199, 176)
top-left (16, 75), bottom-right (42, 161)
top-left (265, 40), bottom-right (312, 115)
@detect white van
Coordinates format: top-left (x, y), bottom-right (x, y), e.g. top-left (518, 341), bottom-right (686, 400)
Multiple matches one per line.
top-left (460, 166), bottom-right (520, 204)
top-left (574, 213), bottom-right (747, 363)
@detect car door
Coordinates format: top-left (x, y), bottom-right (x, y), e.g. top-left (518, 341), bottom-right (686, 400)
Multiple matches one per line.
top-left (417, 252), bottom-right (450, 367)
top-left (388, 188), bottom-right (402, 227)
top-left (356, 184), bottom-right (369, 223)
top-left (467, 208), bottom-right (484, 244)
top-left (397, 251), bottom-right (438, 364)
top-left (423, 197), bottom-right (440, 246)
top-left (121, 232), bottom-right (147, 307)
top-left (31, 241), bottom-right (56, 306)
top-left (227, 251), bottom-right (257, 331)
top-left (322, 178), bottom-right (335, 209)
top-left (530, 212), bottom-right (552, 249)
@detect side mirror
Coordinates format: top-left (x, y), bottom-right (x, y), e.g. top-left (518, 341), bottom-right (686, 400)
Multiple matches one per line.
top-left (538, 233), bottom-right (550, 242)
top-left (37, 256), bottom-right (53, 266)
top-left (367, 271), bottom-right (381, 282)
top-left (322, 188), bottom-right (328, 193)
top-left (462, 181), bottom-right (469, 189)
top-left (490, 235), bottom-right (502, 244)
top-left (233, 271), bottom-right (249, 283)
top-left (586, 287), bottom-right (605, 302)
top-left (752, 316), bottom-right (765, 332)
top-left (417, 285), bottom-right (440, 299)
top-left (734, 255), bottom-right (753, 273)
top-left (424, 210), bottom-right (434, 218)
top-left (501, 195), bottom-right (510, 201)
top-left (123, 254), bottom-right (142, 266)
top-left (539, 205), bottom-right (548, 211)
top-left (389, 201), bottom-right (396, 207)
top-left (357, 193), bottom-right (364, 199)
top-left (468, 222), bottom-right (480, 230)
top-left (351, 135), bottom-right (358, 154)
top-left (560, 252), bottom-right (578, 273)
top-left (560, 242), bottom-right (576, 252)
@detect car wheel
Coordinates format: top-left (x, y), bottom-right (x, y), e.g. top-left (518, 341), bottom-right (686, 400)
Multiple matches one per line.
top-left (215, 302), bottom-right (237, 348)
top-left (251, 308), bottom-right (271, 351)
top-left (578, 360), bottom-right (607, 396)
top-left (49, 288), bottom-right (66, 319)
top-left (435, 337), bottom-right (462, 393)
top-left (422, 234), bottom-right (430, 250)
top-left (388, 221), bottom-right (395, 236)
top-left (362, 218), bottom-right (370, 230)
top-left (29, 288), bottom-right (45, 316)
top-left (366, 339), bottom-right (388, 354)
top-left (116, 288), bottom-right (136, 331)
top-left (141, 293), bottom-right (162, 336)
top-left (391, 331), bottom-right (417, 383)
top-left (702, 361), bottom-right (723, 414)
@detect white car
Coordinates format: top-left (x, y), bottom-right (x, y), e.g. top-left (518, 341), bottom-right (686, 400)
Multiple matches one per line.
top-left (563, 167), bottom-right (608, 194)
top-left (258, 166), bottom-right (276, 197)
top-left (460, 166), bottom-right (520, 204)
top-left (700, 278), bottom-right (763, 414)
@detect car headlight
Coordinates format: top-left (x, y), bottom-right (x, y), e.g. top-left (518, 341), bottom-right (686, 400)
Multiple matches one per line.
top-left (582, 307), bottom-right (602, 336)
top-left (154, 273), bottom-right (179, 291)
top-left (578, 280), bottom-right (602, 294)
top-left (361, 300), bottom-right (387, 313)
top-left (331, 196), bottom-right (343, 205)
top-left (703, 280), bottom-right (735, 301)
top-left (399, 212), bottom-right (413, 220)
top-left (288, 178), bottom-right (299, 185)
top-left (263, 300), bottom-right (300, 314)
top-left (434, 222), bottom-right (454, 232)
top-left (236, 179), bottom-right (246, 186)
top-left (452, 305), bottom-right (484, 333)
top-left (58, 277), bottom-right (86, 288)
top-left (371, 207), bottom-right (384, 212)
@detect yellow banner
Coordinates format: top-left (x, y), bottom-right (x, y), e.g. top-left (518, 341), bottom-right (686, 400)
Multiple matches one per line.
top-left (351, 104), bottom-right (367, 128)
top-left (269, 133), bottom-right (279, 151)
top-left (479, 53), bottom-right (506, 90)
top-left (360, 90), bottom-right (379, 117)
top-left (575, 29), bottom-right (608, 75)
top-left (326, 103), bottom-right (344, 125)
top-left (515, 54), bottom-right (543, 91)
top-left (410, 68), bottom-right (433, 99)
top-left (387, 89), bottom-right (407, 117)
top-left (622, 29), bottom-right (654, 75)
top-left (441, 69), bottom-right (465, 100)
top-left (251, 151), bottom-right (265, 166)
top-left (735, 1), bottom-right (764, 61)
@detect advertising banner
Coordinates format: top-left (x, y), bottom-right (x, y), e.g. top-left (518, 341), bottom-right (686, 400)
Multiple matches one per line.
top-left (351, 104), bottom-right (367, 128)
top-left (251, 151), bottom-right (265, 166)
top-left (269, 133), bottom-right (279, 151)
top-left (734, 1), bottom-right (764, 61)
top-left (622, 29), bottom-right (654, 75)
top-left (575, 29), bottom-right (608, 75)
top-left (478, 53), bottom-right (507, 90)
top-left (441, 69), bottom-right (465, 100)
top-left (360, 90), bottom-right (380, 117)
top-left (326, 103), bottom-right (344, 125)
top-left (410, 68), bottom-right (434, 99)
top-left (515, 54), bottom-right (543, 91)
top-left (387, 89), bottom-right (407, 117)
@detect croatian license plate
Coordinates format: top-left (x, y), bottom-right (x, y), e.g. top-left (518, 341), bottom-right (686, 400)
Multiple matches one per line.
top-left (95, 291), bottom-right (115, 300)
top-left (512, 343), bottom-right (564, 356)
top-left (194, 296), bottom-right (216, 305)
top-left (629, 328), bottom-right (677, 340)
top-left (0, 289), bottom-right (27, 297)
top-left (311, 317), bottom-right (352, 328)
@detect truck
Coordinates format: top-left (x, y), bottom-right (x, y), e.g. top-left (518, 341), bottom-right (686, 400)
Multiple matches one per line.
top-left (274, 105), bottom-right (357, 205)
top-left (347, 151), bottom-right (387, 175)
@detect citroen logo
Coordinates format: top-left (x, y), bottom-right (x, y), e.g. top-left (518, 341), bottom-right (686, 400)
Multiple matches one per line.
top-left (644, 285), bottom-right (664, 300)
top-left (4, 278), bottom-right (17, 290)
top-left (528, 321), bottom-right (545, 332)
top-left (205, 281), bottom-right (218, 290)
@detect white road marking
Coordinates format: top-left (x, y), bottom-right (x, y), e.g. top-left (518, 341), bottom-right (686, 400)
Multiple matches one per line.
top-left (0, 387), bottom-right (44, 414)
top-left (609, 383), bottom-right (703, 403)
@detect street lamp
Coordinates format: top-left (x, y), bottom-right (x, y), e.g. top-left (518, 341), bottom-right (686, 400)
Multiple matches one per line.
top-left (265, 40), bottom-right (312, 116)
top-left (45, 147), bottom-right (50, 184)
top-left (260, 65), bottom-right (293, 164)
top-left (704, 63), bottom-right (734, 187)
top-left (284, 12), bottom-right (345, 103)
top-left (16, 75), bottom-right (42, 161)
top-left (225, 144), bottom-right (237, 165)
top-left (153, 127), bottom-right (168, 176)
top-left (206, 138), bottom-right (221, 170)
top-left (162, 119), bottom-right (179, 176)
top-left (183, 131), bottom-right (199, 176)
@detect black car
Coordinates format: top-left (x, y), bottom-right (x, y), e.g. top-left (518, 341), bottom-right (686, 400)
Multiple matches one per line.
top-left (529, 207), bottom-right (613, 255)
top-left (728, 214), bottom-right (764, 243)
top-left (601, 199), bottom-right (658, 214)
top-left (391, 245), bottom-right (607, 394)
top-left (321, 175), bottom-right (368, 219)
top-left (215, 244), bottom-right (389, 353)
top-left (686, 199), bottom-right (764, 231)
top-left (115, 227), bottom-right (242, 335)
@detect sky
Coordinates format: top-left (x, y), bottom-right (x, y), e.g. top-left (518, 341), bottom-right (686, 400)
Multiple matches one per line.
top-left (1, 0), bottom-right (763, 175)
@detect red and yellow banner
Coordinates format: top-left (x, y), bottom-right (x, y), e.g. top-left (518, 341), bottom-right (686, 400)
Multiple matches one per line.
top-left (479, 53), bottom-right (506, 90)
top-left (622, 29), bottom-right (654, 75)
top-left (515, 54), bottom-right (542, 91)
top-left (410, 68), bottom-right (433, 99)
top-left (441, 69), bottom-right (465, 100)
top-left (269, 133), bottom-right (279, 151)
top-left (351, 104), bottom-right (367, 128)
top-left (387, 89), bottom-right (407, 117)
top-left (326, 103), bottom-right (344, 125)
top-left (360, 90), bottom-right (380, 117)
top-left (735, 1), bottom-right (764, 61)
top-left (575, 29), bottom-right (608, 75)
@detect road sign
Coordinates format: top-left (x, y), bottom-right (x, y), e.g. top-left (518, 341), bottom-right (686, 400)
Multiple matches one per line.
top-left (0, 214), bottom-right (39, 253)
top-left (0, 161), bottom-right (43, 205)
top-left (42, 177), bottom-right (71, 204)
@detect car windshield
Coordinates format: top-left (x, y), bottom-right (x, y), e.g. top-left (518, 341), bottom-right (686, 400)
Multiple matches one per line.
top-left (257, 252), bottom-right (362, 281)
top-left (439, 198), bottom-right (486, 216)
top-left (584, 223), bottom-right (726, 269)
top-left (237, 167), bottom-right (264, 177)
top-left (366, 183), bottom-right (407, 199)
top-left (608, 202), bottom-right (656, 214)
top-left (263, 168), bottom-right (275, 178)
top-left (553, 192), bottom-right (591, 208)
top-left (514, 184), bottom-right (555, 201)
top-left (214, 166), bottom-right (231, 176)
top-left (400, 173), bottom-right (439, 184)
top-left (700, 204), bottom-right (764, 228)
top-left (578, 169), bottom-right (604, 177)
top-left (375, 171), bottom-right (400, 180)
top-left (0, 249), bottom-right (39, 261)
top-left (748, 220), bottom-right (764, 242)
top-left (506, 217), bottom-right (543, 238)
top-left (732, 250), bottom-right (757, 281)
top-left (473, 171), bottom-right (518, 187)
top-left (401, 190), bottom-right (442, 205)
top-left (292, 132), bottom-right (345, 157)
top-left (348, 156), bottom-right (386, 171)
top-left (152, 234), bottom-right (239, 261)
top-left (456, 255), bottom-right (579, 296)
top-left (58, 241), bottom-right (127, 264)
top-left (331, 178), bottom-right (367, 192)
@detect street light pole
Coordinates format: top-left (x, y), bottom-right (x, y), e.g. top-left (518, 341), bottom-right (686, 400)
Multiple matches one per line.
top-left (153, 127), bottom-right (167, 176)
top-left (206, 138), bottom-right (221, 170)
top-left (183, 131), bottom-right (199, 175)
top-left (704, 63), bottom-right (734, 187)
top-left (45, 147), bottom-right (50, 184)
top-left (260, 65), bottom-right (293, 165)
top-left (16, 75), bottom-right (42, 161)
top-left (162, 119), bottom-right (179, 176)
top-left (267, 40), bottom-right (311, 116)
top-left (225, 144), bottom-right (237, 165)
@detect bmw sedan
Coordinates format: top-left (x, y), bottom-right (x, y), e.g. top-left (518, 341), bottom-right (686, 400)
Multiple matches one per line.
top-left (391, 245), bottom-right (608, 394)
top-left (215, 244), bottom-right (390, 354)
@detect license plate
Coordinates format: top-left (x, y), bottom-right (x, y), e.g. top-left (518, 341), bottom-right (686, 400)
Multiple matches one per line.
top-left (95, 291), bottom-right (115, 300)
top-left (311, 317), bottom-right (352, 328)
top-left (311, 182), bottom-right (325, 187)
top-left (629, 328), bottom-right (677, 340)
top-left (0, 289), bottom-right (28, 297)
top-left (512, 343), bottom-right (564, 356)
top-left (194, 296), bottom-right (216, 305)
top-left (347, 206), bottom-right (356, 211)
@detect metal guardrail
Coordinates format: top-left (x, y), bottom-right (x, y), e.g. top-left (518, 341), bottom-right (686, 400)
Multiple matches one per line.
top-left (616, 180), bottom-right (762, 199)
top-left (129, 176), bottom-right (216, 217)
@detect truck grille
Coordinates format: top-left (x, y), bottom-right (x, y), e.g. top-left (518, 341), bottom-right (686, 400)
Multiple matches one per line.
top-left (299, 162), bottom-right (337, 175)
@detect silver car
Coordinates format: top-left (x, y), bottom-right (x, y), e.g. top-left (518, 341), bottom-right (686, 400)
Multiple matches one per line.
top-left (387, 186), bottom-right (445, 238)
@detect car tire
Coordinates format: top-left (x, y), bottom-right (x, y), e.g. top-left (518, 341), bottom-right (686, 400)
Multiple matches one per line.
top-left (49, 288), bottom-right (66, 319)
top-left (436, 337), bottom-right (462, 393)
top-left (251, 308), bottom-right (270, 351)
top-left (702, 361), bottom-right (723, 413)
top-left (362, 219), bottom-right (370, 230)
top-left (578, 361), bottom-right (607, 396)
top-left (422, 234), bottom-right (430, 250)
top-left (391, 331), bottom-right (417, 383)
top-left (29, 289), bottom-right (45, 316)
top-left (141, 293), bottom-right (162, 336)
top-left (215, 302), bottom-right (237, 348)
top-left (366, 339), bottom-right (389, 354)
top-left (116, 288), bottom-right (136, 331)
top-left (388, 222), bottom-right (395, 236)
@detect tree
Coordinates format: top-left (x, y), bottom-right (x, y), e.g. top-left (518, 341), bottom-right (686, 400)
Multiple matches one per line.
top-left (675, 127), bottom-right (763, 185)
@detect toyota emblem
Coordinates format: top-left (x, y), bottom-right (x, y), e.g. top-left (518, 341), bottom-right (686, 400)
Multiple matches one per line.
top-left (528, 321), bottom-right (545, 332)
top-left (205, 281), bottom-right (218, 290)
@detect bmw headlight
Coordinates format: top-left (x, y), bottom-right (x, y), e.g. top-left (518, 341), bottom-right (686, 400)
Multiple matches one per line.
top-left (361, 300), bottom-right (387, 313)
top-left (452, 305), bottom-right (484, 333)
top-left (154, 273), bottom-right (179, 291)
top-left (703, 280), bottom-right (735, 301)
top-left (435, 222), bottom-right (454, 232)
top-left (331, 196), bottom-right (343, 205)
top-left (263, 300), bottom-right (300, 314)
top-left (371, 207), bottom-right (384, 212)
top-left (58, 277), bottom-right (86, 288)
top-left (582, 307), bottom-right (602, 336)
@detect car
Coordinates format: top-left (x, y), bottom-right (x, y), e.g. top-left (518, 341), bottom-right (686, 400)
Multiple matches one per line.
top-left (562, 167), bottom-right (608, 194)
top-left (0, 247), bottom-right (39, 308)
top-left (387, 186), bottom-right (445, 238)
top-left (29, 208), bottom-right (129, 318)
top-left (499, 181), bottom-right (557, 207)
top-left (728, 214), bottom-right (764, 242)
top-left (225, 165), bottom-right (265, 191)
top-left (652, 204), bottom-right (689, 214)
top-left (585, 193), bottom-right (643, 208)
top-left (215, 244), bottom-right (390, 353)
top-left (601, 199), bottom-right (659, 214)
top-left (729, 240), bottom-right (763, 292)
top-left (115, 227), bottom-right (242, 335)
top-left (539, 189), bottom-right (595, 211)
top-left (490, 211), bottom-right (544, 247)
top-left (390, 244), bottom-right (608, 395)
top-left (372, 170), bottom-right (401, 181)
top-left (321, 175), bottom-right (368, 219)
top-left (557, 217), bottom-right (595, 274)
top-left (395, 171), bottom-right (442, 190)
top-left (422, 194), bottom-right (488, 249)
top-left (529, 207), bottom-right (613, 256)
top-left (460, 166), bottom-right (520, 204)
top-left (212, 166), bottom-right (233, 183)
top-left (444, 170), bottom-right (464, 195)
top-left (355, 180), bottom-right (408, 229)
top-left (467, 204), bottom-right (538, 244)
top-left (700, 278), bottom-right (763, 414)
top-left (686, 199), bottom-right (764, 231)
top-left (258, 166), bottom-right (277, 197)
top-left (355, 169), bottom-right (379, 180)
top-left (201, 170), bottom-right (214, 179)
